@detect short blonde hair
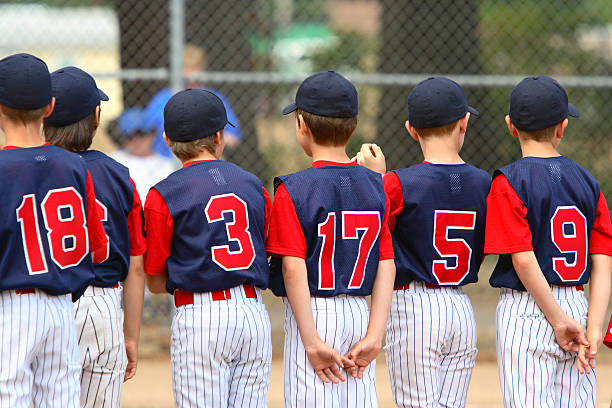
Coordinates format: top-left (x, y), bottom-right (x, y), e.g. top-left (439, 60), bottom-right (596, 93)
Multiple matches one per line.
top-left (414, 120), bottom-right (460, 138)
top-left (0, 103), bottom-right (47, 124)
top-left (184, 44), bottom-right (206, 71)
top-left (168, 131), bottom-right (220, 161)
top-left (296, 109), bottom-right (358, 147)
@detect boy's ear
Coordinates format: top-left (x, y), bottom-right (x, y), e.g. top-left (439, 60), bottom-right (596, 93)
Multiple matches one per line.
top-left (556, 118), bottom-right (568, 140)
top-left (43, 97), bottom-right (56, 119)
top-left (459, 112), bottom-right (470, 134)
top-left (297, 114), bottom-right (310, 135)
top-left (505, 115), bottom-right (520, 139)
top-left (213, 130), bottom-right (223, 145)
top-left (93, 105), bottom-right (101, 128)
top-left (163, 132), bottom-right (172, 147)
top-left (405, 120), bottom-right (419, 142)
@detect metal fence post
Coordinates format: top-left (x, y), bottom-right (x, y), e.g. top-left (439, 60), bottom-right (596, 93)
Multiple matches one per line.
top-left (169, 0), bottom-right (185, 93)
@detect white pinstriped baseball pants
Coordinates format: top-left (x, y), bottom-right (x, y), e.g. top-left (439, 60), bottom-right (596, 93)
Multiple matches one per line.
top-left (496, 286), bottom-right (596, 408)
top-left (171, 285), bottom-right (272, 408)
top-left (74, 285), bottom-right (127, 408)
top-left (385, 282), bottom-right (477, 408)
top-left (0, 290), bottom-right (80, 408)
top-left (283, 295), bottom-right (377, 408)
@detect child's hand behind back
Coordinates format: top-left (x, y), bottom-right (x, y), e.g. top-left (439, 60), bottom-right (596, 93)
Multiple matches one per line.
top-left (354, 144), bottom-right (386, 175)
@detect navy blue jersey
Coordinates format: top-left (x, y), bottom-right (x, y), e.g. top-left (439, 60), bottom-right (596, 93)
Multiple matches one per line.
top-left (0, 145), bottom-right (95, 296)
top-left (152, 160), bottom-right (269, 293)
top-left (392, 163), bottom-right (491, 286)
top-left (80, 150), bottom-right (139, 287)
top-left (269, 164), bottom-right (388, 297)
top-left (490, 157), bottom-right (601, 289)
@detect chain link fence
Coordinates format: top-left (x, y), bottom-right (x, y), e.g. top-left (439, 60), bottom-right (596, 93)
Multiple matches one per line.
top-left (2, 0), bottom-right (611, 356)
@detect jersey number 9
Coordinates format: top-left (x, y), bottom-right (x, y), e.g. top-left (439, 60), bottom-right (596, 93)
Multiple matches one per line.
top-left (550, 206), bottom-right (588, 282)
top-left (16, 188), bottom-right (89, 275)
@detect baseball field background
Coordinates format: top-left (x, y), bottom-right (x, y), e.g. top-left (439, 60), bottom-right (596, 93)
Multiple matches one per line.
top-left (1, 0), bottom-right (611, 406)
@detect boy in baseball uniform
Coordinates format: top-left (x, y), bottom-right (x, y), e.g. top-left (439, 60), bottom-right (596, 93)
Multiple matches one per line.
top-left (356, 77), bottom-right (491, 408)
top-left (485, 76), bottom-right (612, 407)
top-left (0, 53), bottom-right (107, 407)
top-left (44, 66), bottom-right (147, 407)
top-left (266, 70), bottom-right (396, 407)
top-left (144, 88), bottom-right (272, 408)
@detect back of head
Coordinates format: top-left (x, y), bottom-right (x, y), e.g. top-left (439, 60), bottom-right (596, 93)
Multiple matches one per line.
top-left (0, 53), bottom-right (52, 124)
top-left (282, 70), bottom-right (359, 146)
top-left (408, 77), bottom-right (478, 137)
top-left (164, 88), bottom-right (234, 161)
top-left (509, 75), bottom-right (579, 141)
top-left (43, 66), bottom-right (109, 151)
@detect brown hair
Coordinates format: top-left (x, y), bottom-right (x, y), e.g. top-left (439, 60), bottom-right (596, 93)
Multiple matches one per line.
top-left (0, 103), bottom-right (48, 124)
top-left (168, 131), bottom-right (219, 161)
top-left (296, 109), bottom-right (357, 146)
top-left (414, 120), bottom-right (460, 138)
top-left (516, 124), bottom-right (557, 142)
top-left (44, 112), bottom-right (97, 152)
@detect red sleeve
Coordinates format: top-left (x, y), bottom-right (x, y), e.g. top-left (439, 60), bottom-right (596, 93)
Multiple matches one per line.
top-left (265, 183), bottom-right (307, 258)
top-left (379, 190), bottom-right (395, 260)
top-left (589, 191), bottom-right (612, 255)
top-left (383, 171), bottom-right (404, 233)
top-left (604, 314), bottom-right (612, 349)
top-left (263, 186), bottom-right (272, 240)
top-left (144, 188), bottom-right (173, 275)
top-left (127, 178), bottom-right (147, 256)
top-left (484, 174), bottom-right (533, 254)
top-left (85, 170), bottom-right (109, 263)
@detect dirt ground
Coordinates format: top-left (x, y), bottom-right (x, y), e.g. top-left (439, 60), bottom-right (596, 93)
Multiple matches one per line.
top-left (123, 353), bottom-right (612, 407)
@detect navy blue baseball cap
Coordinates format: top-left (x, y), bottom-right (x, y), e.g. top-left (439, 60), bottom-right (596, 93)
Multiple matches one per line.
top-left (44, 67), bottom-right (108, 127)
top-left (509, 76), bottom-right (579, 131)
top-left (164, 88), bottom-right (234, 142)
top-left (0, 53), bottom-right (52, 110)
top-left (282, 70), bottom-right (358, 118)
top-left (408, 77), bottom-right (479, 129)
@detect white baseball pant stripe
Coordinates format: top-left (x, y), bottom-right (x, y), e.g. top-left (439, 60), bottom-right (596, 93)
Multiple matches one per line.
top-left (385, 282), bottom-right (477, 408)
top-left (171, 285), bottom-right (272, 408)
top-left (0, 290), bottom-right (80, 408)
top-left (496, 285), bottom-right (595, 408)
top-left (74, 285), bottom-right (127, 408)
top-left (283, 295), bottom-right (377, 408)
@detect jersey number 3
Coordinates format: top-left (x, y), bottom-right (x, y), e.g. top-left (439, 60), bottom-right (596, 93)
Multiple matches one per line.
top-left (318, 211), bottom-right (381, 290)
top-left (432, 210), bottom-right (476, 285)
top-left (16, 188), bottom-right (89, 275)
top-left (205, 193), bottom-right (256, 271)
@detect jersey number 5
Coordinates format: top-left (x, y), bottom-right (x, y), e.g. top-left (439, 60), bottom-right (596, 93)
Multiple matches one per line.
top-left (318, 211), bottom-right (381, 290)
top-left (550, 206), bottom-right (588, 282)
top-left (205, 193), bottom-right (256, 271)
top-left (432, 210), bottom-right (476, 285)
top-left (16, 188), bottom-right (89, 275)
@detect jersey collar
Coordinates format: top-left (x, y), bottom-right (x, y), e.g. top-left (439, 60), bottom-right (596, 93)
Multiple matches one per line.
top-left (310, 160), bottom-right (357, 168)
top-left (182, 159), bottom-right (215, 168)
top-left (2, 142), bottom-right (50, 150)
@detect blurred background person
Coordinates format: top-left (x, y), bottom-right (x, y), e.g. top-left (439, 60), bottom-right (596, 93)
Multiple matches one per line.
top-left (110, 107), bottom-right (176, 199)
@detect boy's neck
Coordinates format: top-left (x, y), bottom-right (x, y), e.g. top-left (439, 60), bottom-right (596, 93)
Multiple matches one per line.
top-left (181, 150), bottom-right (218, 165)
top-left (3, 120), bottom-right (45, 148)
top-left (519, 138), bottom-right (561, 158)
top-left (310, 144), bottom-right (351, 163)
top-left (419, 136), bottom-right (464, 165)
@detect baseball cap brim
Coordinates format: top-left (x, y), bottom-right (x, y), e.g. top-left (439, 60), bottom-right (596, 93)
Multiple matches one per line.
top-left (98, 89), bottom-right (109, 101)
top-left (226, 120), bottom-right (236, 128)
top-left (468, 106), bottom-right (479, 117)
top-left (282, 102), bottom-right (297, 115)
top-left (568, 103), bottom-right (579, 118)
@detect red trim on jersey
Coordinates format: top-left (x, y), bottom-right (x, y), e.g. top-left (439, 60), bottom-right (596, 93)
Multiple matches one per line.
top-left (266, 183), bottom-right (307, 258)
top-left (182, 159), bottom-right (214, 168)
top-left (2, 142), bottom-right (51, 150)
top-left (589, 192), bottom-right (612, 255)
top-left (143, 188), bottom-right (173, 275)
top-left (86, 170), bottom-right (110, 263)
top-left (310, 160), bottom-right (357, 168)
top-left (127, 177), bottom-right (147, 256)
top-left (263, 187), bottom-right (272, 240)
top-left (604, 315), bottom-right (612, 349)
top-left (484, 174), bottom-right (533, 254)
top-left (383, 171), bottom-right (404, 233)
